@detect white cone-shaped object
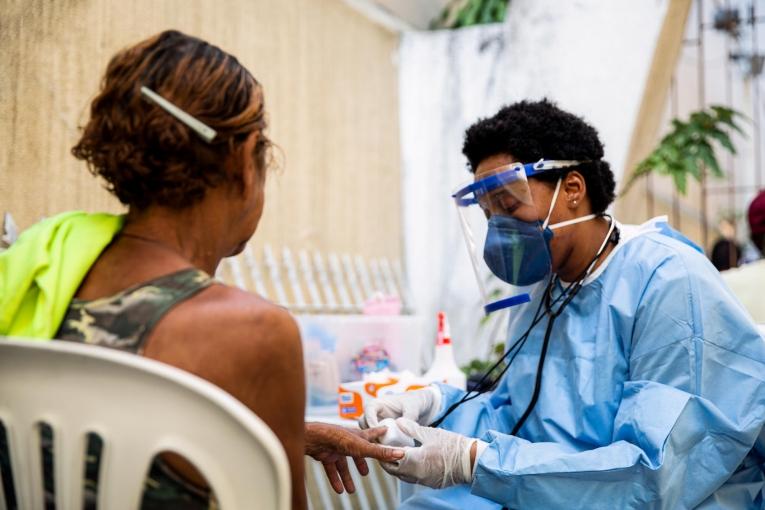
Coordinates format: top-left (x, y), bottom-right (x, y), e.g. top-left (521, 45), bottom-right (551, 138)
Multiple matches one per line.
top-left (423, 311), bottom-right (466, 390)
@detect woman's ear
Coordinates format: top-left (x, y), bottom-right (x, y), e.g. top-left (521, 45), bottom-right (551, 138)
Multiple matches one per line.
top-left (239, 131), bottom-right (261, 200)
top-left (563, 171), bottom-right (586, 210)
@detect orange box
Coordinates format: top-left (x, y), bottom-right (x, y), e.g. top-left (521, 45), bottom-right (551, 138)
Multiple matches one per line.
top-left (338, 377), bottom-right (398, 419)
top-left (337, 375), bottom-right (428, 419)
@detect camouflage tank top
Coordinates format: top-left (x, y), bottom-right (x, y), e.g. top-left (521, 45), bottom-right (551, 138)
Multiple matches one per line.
top-left (51, 268), bottom-right (217, 509)
top-left (57, 267), bottom-right (213, 353)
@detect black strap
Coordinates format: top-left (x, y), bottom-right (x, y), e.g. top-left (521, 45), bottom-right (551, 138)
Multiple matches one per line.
top-left (510, 311), bottom-right (555, 436)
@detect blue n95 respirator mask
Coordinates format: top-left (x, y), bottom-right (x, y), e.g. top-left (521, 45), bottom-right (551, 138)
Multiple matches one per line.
top-left (452, 160), bottom-right (595, 314)
top-left (482, 215), bottom-right (553, 286)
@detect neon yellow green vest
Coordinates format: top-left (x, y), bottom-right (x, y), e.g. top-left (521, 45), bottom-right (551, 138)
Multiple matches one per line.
top-left (0, 211), bottom-right (123, 339)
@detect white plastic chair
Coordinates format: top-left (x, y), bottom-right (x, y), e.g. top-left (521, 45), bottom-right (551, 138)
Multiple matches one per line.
top-left (0, 338), bottom-right (290, 510)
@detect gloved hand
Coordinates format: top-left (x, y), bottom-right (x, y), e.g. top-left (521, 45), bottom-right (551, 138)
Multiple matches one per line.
top-left (380, 418), bottom-right (486, 489)
top-left (358, 386), bottom-right (442, 429)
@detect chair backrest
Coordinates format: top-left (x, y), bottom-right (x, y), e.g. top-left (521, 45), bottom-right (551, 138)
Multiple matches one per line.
top-left (0, 338), bottom-right (290, 510)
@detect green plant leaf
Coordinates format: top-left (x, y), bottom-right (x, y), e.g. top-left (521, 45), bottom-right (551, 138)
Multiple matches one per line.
top-left (718, 112), bottom-right (746, 136)
top-left (710, 105), bottom-right (743, 123)
top-left (653, 159), bottom-right (671, 177)
top-left (672, 168), bottom-right (688, 194)
top-left (458, 0), bottom-right (482, 27)
top-left (622, 105), bottom-right (745, 196)
top-left (681, 155), bottom-right (700, 180)
top-left (711, 129), bottom-right (737, 155)
top-left (670, 119), bottom-right (686, 131)
top-left (494, 0), bottom-right (508, 21)
top-left (697, 141), bottom-right (723, 177)
top-left (434, 0), bottom-right (509, 29)
top-left (479, 0), bottom-right (496, 23)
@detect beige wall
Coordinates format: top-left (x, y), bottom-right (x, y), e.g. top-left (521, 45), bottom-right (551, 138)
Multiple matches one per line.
top-left (0, 0), bottom-right (401, 259)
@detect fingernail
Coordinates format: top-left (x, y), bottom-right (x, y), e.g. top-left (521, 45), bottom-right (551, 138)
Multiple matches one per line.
top-left (392, 449), bottom-right (405, 459)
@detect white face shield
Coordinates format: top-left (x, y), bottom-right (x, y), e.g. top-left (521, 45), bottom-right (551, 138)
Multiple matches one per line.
top-left (451, 159), bottom-right (588, 315)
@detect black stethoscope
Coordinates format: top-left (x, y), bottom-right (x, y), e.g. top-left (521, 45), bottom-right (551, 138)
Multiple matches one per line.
top-left (430, 216), bottom-right (620, 434)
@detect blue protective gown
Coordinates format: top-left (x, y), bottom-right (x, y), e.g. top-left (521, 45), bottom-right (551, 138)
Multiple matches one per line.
top-left (401, 220), bottom-right (765, 510)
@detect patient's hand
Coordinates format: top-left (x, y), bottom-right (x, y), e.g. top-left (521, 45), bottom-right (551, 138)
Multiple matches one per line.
top-left (305, 422), bottom-right (405, 494)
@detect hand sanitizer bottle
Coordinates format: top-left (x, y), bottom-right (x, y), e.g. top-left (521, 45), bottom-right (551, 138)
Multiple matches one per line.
top-left (423, 311), bottom-right (466, 390)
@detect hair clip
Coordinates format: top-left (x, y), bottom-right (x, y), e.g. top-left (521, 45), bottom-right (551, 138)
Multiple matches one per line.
top-left (140, 86), bottom-right (217, 143)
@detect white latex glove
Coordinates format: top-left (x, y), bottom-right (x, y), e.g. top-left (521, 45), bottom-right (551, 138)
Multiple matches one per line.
top-left (359, 386), bottom-right (442, 429)
top-left (380, 418), bottom-right (486, 489)
top-left (378, 418), bottom-right (415, 447)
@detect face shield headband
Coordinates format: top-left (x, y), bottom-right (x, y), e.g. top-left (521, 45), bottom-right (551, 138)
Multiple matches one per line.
top-left (453, 159), bottom-right (587, 207)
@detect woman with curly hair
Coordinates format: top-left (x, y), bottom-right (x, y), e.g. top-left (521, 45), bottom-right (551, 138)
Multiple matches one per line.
top-left (0, 30), bottom-right (401, 509)
top-left (361, 100), bottom-right (765, 509)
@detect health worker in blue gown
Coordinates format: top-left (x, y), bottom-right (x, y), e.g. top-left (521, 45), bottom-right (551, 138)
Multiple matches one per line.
top-left (361, 100), bottom-right (765, 509)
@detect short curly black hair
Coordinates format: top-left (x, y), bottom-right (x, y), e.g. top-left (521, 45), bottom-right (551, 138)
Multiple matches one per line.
top-left (462, 99), bottom-right (616, 214)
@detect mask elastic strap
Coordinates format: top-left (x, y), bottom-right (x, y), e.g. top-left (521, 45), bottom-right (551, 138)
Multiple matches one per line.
top-left (542, 178), bottom-right (599, 231)
top-left (548, 214), bottom-right (597, 231)
top-left (582, 214), bottom-right (616, 277)
top-left (541, 179), bottom-right (562, 230)
top-left (545, 214), bottom-right (615, 317)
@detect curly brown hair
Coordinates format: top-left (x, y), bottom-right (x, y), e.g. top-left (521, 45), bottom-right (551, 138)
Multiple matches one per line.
top-left (72, 30), bottom-right (271, 209)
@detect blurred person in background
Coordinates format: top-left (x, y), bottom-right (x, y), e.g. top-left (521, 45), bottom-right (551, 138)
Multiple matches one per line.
top-left (0, 30), bottom-right (401, 509)
top-left (721, 190), bottom-right (765, 324)
top-left (710, 217), bottom-right (742, 271)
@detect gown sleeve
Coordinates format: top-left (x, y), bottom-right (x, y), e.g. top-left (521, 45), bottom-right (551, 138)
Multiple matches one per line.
top-left (470, 250), bottom-right (765, 509)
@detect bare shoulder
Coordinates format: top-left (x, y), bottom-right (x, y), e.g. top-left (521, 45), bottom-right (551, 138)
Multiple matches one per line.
top-left (192, 283), bottom-right (298, 341)
top-left (145, 282), bottom-right (302, 378)
top-left (144, 282), bottom-right (306, 497)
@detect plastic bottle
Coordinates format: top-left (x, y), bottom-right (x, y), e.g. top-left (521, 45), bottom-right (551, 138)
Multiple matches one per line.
top-left (422, 311), bottom-right (467, 390)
